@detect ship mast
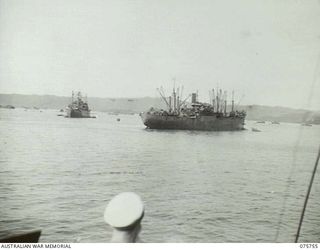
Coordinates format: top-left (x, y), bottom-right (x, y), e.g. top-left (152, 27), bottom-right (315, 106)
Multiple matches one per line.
top-left (216, 90), bottom-right (219, 113)
top-left (224, 91), bottom-right (227, 115)
top-left (157, 87), bottom-right (171, 111)
top-left (180, 86), bottom-right (184, 103)
top-left (231, 90), bottom-right (235, 112)
top-left (177, 87), bottom-right (180, 112)
top-left (173, 87), bottom-right (176, 113)
top-left (218, 89), bottom-right (222, 113)
top-left (157, 80), bottom-right (188, 114)
top-left (212, 89), bottom-right (215, 112)
top-left (77, 91), bottom-right (81, 105)
top-left (173, 78), bottom-right (176, 113)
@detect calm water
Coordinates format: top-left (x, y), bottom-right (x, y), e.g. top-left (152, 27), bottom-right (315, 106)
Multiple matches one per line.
top-left (0, 108), bottom-right (319, 243)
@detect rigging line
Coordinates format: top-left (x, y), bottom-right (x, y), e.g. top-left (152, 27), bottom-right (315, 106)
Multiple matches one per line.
top-left (294, 5), bottom-right (320, 243)
top-left (274, 49), bottom-right (320, 242)
top-left (273, 108), bottom-right (316, 241)
top-left (295, 145), bottom-right (320, 243)
top-left (273, 132), bottom-right (303, 242)
top-left (294, 49), bottom-right (320, 242)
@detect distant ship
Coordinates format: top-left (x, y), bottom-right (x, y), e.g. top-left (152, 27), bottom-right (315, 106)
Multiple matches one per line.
top-left (271, 121), bottom-right (280, 124)
top-left (140, 86), bottom-right (246, 131)
top-left (252, 127), bottom-right (261, 132)
top-left (301, 123), bottom-right (312, 127)
top-left (0, 104), bottom-right (15, 109)
top-left (66, 91), bottom-right (91, 118)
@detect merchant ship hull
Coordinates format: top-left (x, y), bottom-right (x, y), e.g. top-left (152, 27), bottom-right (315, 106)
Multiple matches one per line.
top-left (140, 112), bottom-right (245, 131)
top-left (66, 109), bottom-right (91, 118)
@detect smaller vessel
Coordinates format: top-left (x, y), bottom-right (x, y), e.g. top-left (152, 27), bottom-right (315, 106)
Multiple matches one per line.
top-left (302, 123), bottom-right (312, 127)
top-left (66, 91), bottom-right (91, 118)
top-left (271, 121), bottom-right (280, 124)
top-left (1, 105), bottom-right (15, 109)
top-left (252, 127), bottom-right (261, 132)
top-left (256, 121), bottom-right (265, 124)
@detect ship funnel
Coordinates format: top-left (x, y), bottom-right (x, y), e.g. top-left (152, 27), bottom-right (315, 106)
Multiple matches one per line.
top-left (191, 93), bottom-right (197, 103)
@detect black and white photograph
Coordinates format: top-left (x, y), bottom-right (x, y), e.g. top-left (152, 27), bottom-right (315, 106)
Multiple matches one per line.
top-left (0, 0), bottom-right (319, 246)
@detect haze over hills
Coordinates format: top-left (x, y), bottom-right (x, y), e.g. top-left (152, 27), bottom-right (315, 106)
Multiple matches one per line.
top-left (0, 93), bottom-right (166, 113)
top-left (0, 93), bottom-right (319, 124)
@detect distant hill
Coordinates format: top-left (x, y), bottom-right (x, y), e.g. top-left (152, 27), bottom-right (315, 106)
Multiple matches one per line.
top-left (239, 105), bottom-right (320, 124)
top-left (0, 94), bottom-right (166, 113)
top-left (0, 93), bottom-right (319, 124)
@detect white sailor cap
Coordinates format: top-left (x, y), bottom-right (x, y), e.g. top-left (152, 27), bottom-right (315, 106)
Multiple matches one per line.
top-left (104, 192), bottom-right (144, 229)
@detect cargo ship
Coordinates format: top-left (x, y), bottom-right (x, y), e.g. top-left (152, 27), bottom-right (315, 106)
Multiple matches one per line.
top-left (140, 87), bottom-right (246, 131)
top-left (66, 91), bottom-right (91, 118)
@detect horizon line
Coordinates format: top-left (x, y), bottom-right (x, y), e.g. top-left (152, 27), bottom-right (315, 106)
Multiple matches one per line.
top-left (0, 92), bottom-right (319, 112)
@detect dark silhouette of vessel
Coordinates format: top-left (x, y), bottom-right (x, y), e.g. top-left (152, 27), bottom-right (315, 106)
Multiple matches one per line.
top-left (66, 91), bottom-right (91, 118)
top-left (140, 86), bottom-right (246, 131)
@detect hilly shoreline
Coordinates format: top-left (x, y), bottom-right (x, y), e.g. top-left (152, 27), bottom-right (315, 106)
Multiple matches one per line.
top-left (0, 93), bottom-right (319, 124)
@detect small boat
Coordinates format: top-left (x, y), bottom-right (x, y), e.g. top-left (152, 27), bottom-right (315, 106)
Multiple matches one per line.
top-left (2, 105), bottom-right (15, 109)
top-left (256, 121), bottom-right (265, 124)
top-left (271, 121), bottom-right (280, 124)
top-left (252, 127), bottom-right (261, 132)
top-left (302, 123), bottom-right (312, 127)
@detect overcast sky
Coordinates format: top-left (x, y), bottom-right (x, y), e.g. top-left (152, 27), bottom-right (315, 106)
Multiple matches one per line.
top-left (0, 0), bottom-right (319, 109)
